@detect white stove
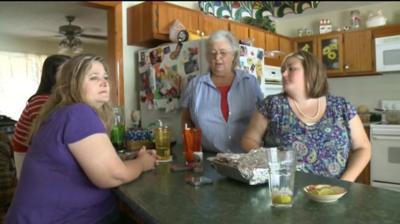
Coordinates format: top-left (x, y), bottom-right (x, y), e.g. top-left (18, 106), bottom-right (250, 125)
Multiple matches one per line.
top-left (370, 100), bottom-right (400, 192)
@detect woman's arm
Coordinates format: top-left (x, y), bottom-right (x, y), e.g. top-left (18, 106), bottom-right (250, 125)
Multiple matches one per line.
top-left (241, 111), bottom-right (268, 152)
top-left (69, 133), bottom-right (157, 188)
top-left (340, 114), bottom-right (371, 182)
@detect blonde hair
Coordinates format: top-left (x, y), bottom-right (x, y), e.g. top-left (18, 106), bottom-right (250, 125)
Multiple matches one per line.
top-left (28, 54), bottom-right (113, 142)
top-left (281, 51), bottom-right (329, 97)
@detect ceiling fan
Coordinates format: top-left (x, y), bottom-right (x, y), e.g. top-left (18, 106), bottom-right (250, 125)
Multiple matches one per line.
top-left (58, 15), bottom-right (106, 53)
top-left (59, 15), bottom-right (107, 41)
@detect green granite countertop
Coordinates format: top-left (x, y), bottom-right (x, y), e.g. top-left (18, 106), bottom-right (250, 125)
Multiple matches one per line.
top-left (115, 145), bottom-right (400, 224)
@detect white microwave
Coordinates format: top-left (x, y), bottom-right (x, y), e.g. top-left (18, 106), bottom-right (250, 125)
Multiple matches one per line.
top-left (375, 35), bottom-right (400, 72)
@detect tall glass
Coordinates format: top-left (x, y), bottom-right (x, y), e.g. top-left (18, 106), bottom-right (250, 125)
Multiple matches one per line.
top-left (154, 127), bottom-right (171, 161)
top-left (266, 147), bottom-right (296, 207)
top-left (183, 128), bottom-right (202, 167)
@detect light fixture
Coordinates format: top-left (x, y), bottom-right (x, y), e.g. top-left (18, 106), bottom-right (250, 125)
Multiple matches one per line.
top-left (58, 35), bottom-right (83, 54)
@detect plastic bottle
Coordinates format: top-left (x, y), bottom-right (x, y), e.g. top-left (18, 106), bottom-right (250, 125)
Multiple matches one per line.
top-left (111, 107), bottom-right (125, 151)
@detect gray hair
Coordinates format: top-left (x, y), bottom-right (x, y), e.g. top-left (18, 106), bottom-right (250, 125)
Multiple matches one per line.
top-left (206, 30), bottom-right (239, 69)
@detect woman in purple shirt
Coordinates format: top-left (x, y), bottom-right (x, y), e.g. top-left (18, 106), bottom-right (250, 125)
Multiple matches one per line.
top-left (241, 51), bottom-right (371, 182)
top-left (5, 54), bottom-right (158, 223)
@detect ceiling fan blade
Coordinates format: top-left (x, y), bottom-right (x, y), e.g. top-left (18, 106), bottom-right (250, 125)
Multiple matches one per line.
top-left (80, 34), bottom-right (107, 40)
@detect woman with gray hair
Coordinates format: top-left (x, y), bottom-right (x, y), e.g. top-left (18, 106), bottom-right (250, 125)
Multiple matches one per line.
top-left (180, 30), bottom-right (263, 153)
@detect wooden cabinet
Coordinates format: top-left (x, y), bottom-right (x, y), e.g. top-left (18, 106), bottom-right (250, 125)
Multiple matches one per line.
top-left (264, 33), bottom-right (293, 66)
top-left (317, 32), bottom-right (344, 75)
top-left (294, 36), bottom-right (317, 56)
top-left (127, 2), bottom-right (201, 46)
top-left (127, 1), bottom-right (284, 59)
top-left (279, 36), bottom-right (293, 64)
top-left (343, 30), bottom-right (374, 75)
top-left (249, 27), bottom-right (266, 50)
top-left (199, 15), bottom-right (229, 37)
top-left (157, 3), bottom-right (200, 35)
top-left (294, 30), bottom-right (376, 77)
top-left (228, 21), bottom-right (249, 41)
top-left (264, 32), bottom-right (280, 66)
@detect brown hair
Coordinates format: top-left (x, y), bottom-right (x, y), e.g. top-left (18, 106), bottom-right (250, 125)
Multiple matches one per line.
top-left (28, 54), bottom-right (113, 142)
top-left (281, 50), bottom-right (329, 97)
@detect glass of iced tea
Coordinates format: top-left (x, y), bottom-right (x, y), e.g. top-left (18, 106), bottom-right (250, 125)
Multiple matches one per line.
top-left (183, 127), bottom-right (202, 167)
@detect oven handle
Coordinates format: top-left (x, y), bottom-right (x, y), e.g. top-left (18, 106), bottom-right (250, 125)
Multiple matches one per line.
top-left (373, 135), bottom-right (400, 140)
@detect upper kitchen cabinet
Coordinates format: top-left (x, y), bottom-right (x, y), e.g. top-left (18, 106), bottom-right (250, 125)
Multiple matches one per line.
top-left (264, 32), bottom-right (280, 66)
top-left (279, 36), bottom-right (293, 64)
top-left (127, 2), bottom-right (200, 47)
top-left (199, 15), bottom-right (229, 37)
top-left (294, 29), bottom-right (376, 77)
top-left (294, 36), bottom-right (317, 56)
top-left (372, 23), bottom-right (400, 38)
top-left (264, 33), bottom-right (292, 67)
top-left (229, 21), bottom-right (249, 41)
top-left (317, 32), bottom-right (344, 76)
top-left (249, 27), bottom-right (266, 50)
top-left (157, 3), bottom-right (199, 35)
top-left (343, 30), bottom-right (374, 75)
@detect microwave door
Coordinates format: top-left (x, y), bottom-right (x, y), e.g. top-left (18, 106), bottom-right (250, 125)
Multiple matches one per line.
top-left (376, 36), bottom-right (400, 72)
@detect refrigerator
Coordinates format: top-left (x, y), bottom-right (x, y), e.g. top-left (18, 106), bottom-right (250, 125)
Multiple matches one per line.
top-left (137, 40), bottom-right (267, 143)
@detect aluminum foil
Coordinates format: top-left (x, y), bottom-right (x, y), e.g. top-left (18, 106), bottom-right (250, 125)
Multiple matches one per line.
top-left (208, 148), bottom-right (269, 185)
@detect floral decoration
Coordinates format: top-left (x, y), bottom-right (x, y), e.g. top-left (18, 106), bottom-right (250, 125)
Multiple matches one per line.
top-left (199, 1), bottom-right (320, 32)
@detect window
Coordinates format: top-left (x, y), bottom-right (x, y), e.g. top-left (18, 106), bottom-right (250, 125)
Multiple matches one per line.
top-left (0, 51), bottom-right (48, 120)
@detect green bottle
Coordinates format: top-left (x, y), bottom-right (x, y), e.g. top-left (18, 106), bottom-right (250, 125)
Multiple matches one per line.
top-left (111, 107), bottom-right (125, 151)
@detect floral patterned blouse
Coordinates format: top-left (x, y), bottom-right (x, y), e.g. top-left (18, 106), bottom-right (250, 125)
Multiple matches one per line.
top-left (257, 93), bottom-right (357, 179)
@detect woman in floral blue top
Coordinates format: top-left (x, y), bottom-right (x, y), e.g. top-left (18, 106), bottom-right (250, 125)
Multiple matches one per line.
top-left (241, 51), bottom-right (371, 182)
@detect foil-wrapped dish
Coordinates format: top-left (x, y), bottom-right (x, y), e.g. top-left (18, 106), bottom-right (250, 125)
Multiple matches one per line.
top-left (208, 148), bottom-right (269, 185)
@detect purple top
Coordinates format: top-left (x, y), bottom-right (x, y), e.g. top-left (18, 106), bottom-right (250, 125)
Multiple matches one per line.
top-left (6, 103), bottom-right (115, 224)
top-left (258, 93), bottom-right (357, 178)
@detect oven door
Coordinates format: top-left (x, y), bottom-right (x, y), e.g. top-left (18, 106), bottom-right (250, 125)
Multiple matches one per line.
top-left (371, 181), bottom-right (400, 192)
top-left (371, 134), bottom-right (400, 184)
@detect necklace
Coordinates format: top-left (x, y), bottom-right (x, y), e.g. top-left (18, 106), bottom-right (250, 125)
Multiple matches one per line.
top-left (292, 98), bottom-right (320, 120)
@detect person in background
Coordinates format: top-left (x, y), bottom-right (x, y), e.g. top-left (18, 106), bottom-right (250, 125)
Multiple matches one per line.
top-left (5, 54), bottom-right (158, 223)
top-left (11, 54), bottom-right (70, 179)
top-left (241, 50), bottom-right (371, 182)
top-left (180, 30), bottom-right (263, 153)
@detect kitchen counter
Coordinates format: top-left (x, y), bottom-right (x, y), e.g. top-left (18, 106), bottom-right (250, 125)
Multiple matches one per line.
top-left (115, 145), bottom-right (400, 224)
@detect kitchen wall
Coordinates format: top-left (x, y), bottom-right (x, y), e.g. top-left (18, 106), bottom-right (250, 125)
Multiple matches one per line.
top-left (275, 1), bottom-right (400, 110)
top-left (121, 1), bottom-right (400, 128)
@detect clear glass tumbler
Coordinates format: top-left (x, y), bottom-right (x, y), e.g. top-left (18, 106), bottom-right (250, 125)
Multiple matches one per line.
top-left (266, 147), bottom-right (296, 207)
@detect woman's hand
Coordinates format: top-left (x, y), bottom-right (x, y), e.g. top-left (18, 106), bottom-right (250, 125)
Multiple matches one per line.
top-left (136, 146), bottom-right (158, 172)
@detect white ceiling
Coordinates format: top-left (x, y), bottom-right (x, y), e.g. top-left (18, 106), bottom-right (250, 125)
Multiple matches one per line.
top-left (0, 1), bottom-right (107, 44)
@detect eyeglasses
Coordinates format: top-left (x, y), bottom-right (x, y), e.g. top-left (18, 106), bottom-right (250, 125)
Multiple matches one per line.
top-left (208, 49), bottom-right (233, 58)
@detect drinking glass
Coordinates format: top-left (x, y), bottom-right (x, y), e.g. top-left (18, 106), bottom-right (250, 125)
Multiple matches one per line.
top-left (154, 127), bottom-right (171, 161)
top-left (266, 147), bottom-right (296, 207)
top-left (183, 128), bottom-right (202, 168)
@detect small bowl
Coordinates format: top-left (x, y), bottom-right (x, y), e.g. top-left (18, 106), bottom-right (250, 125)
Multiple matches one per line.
top-left (304, 184), bottom-right (347, 203)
